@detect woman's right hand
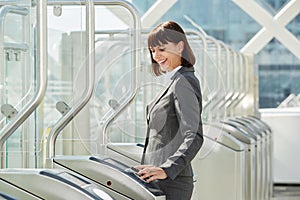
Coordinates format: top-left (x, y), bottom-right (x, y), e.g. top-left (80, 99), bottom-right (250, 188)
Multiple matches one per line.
top-left (134, 165), bottom-right (167, 183)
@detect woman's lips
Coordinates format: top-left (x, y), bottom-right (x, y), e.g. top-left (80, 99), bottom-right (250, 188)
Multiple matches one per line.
top-left (158, 59), bottom-right (167, 65)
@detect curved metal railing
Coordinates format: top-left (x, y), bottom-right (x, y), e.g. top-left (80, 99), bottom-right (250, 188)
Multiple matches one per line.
top-left (46, 0), bottom-right (141, 162)
top-left (0, 1), bottom-right (48, 168)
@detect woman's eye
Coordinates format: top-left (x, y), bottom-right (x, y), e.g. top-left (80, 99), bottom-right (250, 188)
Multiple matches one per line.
top-left (158, 47), bottom-right (166, 51)
top-left (149, 46), bottom-right (165, 53)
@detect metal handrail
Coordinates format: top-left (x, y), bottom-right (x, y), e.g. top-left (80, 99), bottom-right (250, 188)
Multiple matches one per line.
top-left (0, 6), bottom-right (29, 124)
top-left (209, 40), bottom-right (230, 119)
top-left (46, 0), bottom-right (95, 161)
top-left (226, 51), bottom-right (245, 116)
top-left (229, 53), bottom-right (248, 115)
top-left (0, 2), bottom-right (48, 168)
top-left (99, 0), bottom-right (141, 147)
top-left (184, 15), bottom-right (208, 37)
top-left (224, 48), bottom-right (239, 114)
top-left (3, 42), bottom-right (28, 51)
top-left (186, 30), bottom-right (234, 120)
top-left (233, 53), bottom-right (250, 114)
top-left (184, 17), bottom-right (225, 113)
top-left (185, 30), bottom-right (207, 102)
top-left (0, 5), bottom-right (28, 17)
top-left (46, 0), bottom-right (141, 160)
top-left (202, 35), bottom-right (222, 112)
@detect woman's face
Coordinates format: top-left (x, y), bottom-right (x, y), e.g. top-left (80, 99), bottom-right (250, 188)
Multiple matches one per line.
top-left (150, 41), bottom-right (183, 72)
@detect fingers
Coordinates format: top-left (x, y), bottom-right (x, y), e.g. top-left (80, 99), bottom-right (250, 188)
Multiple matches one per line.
top-left (135, 166), bottom-right (167, 183)
top-left (134, 165), bottom-right (152, 170)
top-left (142, 174), bottom-right (157, 183)
top-left (137, 168), bottom-right (155, 182)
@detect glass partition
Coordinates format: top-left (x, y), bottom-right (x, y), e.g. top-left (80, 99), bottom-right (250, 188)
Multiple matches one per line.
top-left (43, 2), bottom-right (139, 157)
top-left (0, 3), bottom-right (34, 167)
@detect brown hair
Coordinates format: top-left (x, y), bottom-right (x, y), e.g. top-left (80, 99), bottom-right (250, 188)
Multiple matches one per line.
top-left (148, 21), bottom-right (196, 76)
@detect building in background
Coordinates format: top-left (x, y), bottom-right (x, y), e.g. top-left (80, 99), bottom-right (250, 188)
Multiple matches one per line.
top-left (132, 0), bottom-right (300, 108)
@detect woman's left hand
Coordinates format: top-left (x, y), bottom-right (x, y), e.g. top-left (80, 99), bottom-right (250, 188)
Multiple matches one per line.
top-left (134, 165), bottom-right (167, 183)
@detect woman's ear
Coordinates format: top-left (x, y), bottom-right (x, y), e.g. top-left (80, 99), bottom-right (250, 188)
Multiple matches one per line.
top-left (178, 41), bottom-right (184, 53)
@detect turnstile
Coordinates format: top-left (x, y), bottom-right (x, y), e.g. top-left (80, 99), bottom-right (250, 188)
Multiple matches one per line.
top-left (102, 122), bottom-right (256, 200)
top-left (106, 143), bottom-right (143, 166)
top-left (0, 192), bottom-right (17, 200)
top-left (211, 121), bottom-right (256, 200)
top-left (52, 156), bottom-right (165, 200)
top-left (101, 118), bottom-right (271, 200)
top-left (0, 169), bottom-right (113, 200)
top-left (238, 116), bottom-right (272, 200)
top-left (226, 118), bottom-right (263, 200)
top-left (0, 179), bottom-right (40, 200)
top-left (226, 116), bottom-right (272, 200)
top-left (191, 124), bottom-right (246, 200)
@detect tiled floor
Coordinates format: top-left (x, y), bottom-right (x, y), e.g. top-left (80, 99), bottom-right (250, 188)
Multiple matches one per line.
top-left (271, 185), bottom-right (300, 200)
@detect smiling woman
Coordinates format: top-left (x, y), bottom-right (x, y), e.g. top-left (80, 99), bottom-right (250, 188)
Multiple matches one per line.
top-left (149, 41), bottom-right (183, 72)
top-left (147, 21), bottom-right (196, 76)
top-left (134, 21), bottom-right (203, 200)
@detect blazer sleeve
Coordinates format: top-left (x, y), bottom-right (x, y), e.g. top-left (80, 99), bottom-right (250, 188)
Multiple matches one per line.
top-left (159, 74), bottom-right (204, 180)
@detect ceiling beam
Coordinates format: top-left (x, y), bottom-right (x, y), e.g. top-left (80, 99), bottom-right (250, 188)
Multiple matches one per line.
top-left (233, 0), bottom-right (300, 60)
top-left (141, 0), bottom-right (178, 28)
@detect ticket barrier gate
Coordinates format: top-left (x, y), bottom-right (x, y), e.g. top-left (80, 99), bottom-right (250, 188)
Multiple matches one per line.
top-left (0, 169), bottom-right (114, 200)
top-left (244, 115), bottom-right (273, 198)
top-left (0, 192), bottom-right (17, 200)
top-left (52, 156), bottom-right (165, 200)
top-left (237, 116), bottom-right (272, 200)
top-left (106, 143), bottom-right (143, 166)
top-left (102, 123), bottom-right (256, 200)
top-left (191, 124), bottom-right (246, 200)
top-left (226, 116), bottom-right (272, 200)
top-left (210, 121), bottom-right (256, 200)
top-left (97, 124), bottom-right (248, 200)
top-left (0, 179), bottom-right (40, 200)
top-left (226, 118), bottom-right (264, 200)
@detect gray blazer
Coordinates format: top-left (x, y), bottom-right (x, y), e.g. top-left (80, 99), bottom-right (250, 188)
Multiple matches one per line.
top-left (142, 66), bottom-right (203, 180)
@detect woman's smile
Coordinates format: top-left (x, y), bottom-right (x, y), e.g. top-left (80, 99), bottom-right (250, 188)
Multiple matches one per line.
top-left (158, 58), bottom-right (167, 66)
top-left (150, 42), bottom-right (182, 72)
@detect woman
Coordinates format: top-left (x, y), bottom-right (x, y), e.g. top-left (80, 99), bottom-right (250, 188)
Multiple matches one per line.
top-left (135, 21), bottom-right (204, 200)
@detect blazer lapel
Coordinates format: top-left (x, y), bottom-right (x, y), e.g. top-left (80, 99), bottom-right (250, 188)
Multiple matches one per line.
top-left (146, 66), bottom-right (195, 122)
top-left (146, 79), bottom-right (174, 122)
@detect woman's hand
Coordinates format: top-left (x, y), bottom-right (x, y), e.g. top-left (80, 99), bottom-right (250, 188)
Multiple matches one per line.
top-left (134, 165), bottom-right (167, 183)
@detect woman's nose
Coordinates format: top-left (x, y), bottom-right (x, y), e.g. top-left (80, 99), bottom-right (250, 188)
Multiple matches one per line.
top-left (153, 51), bottom-right (160, 60)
